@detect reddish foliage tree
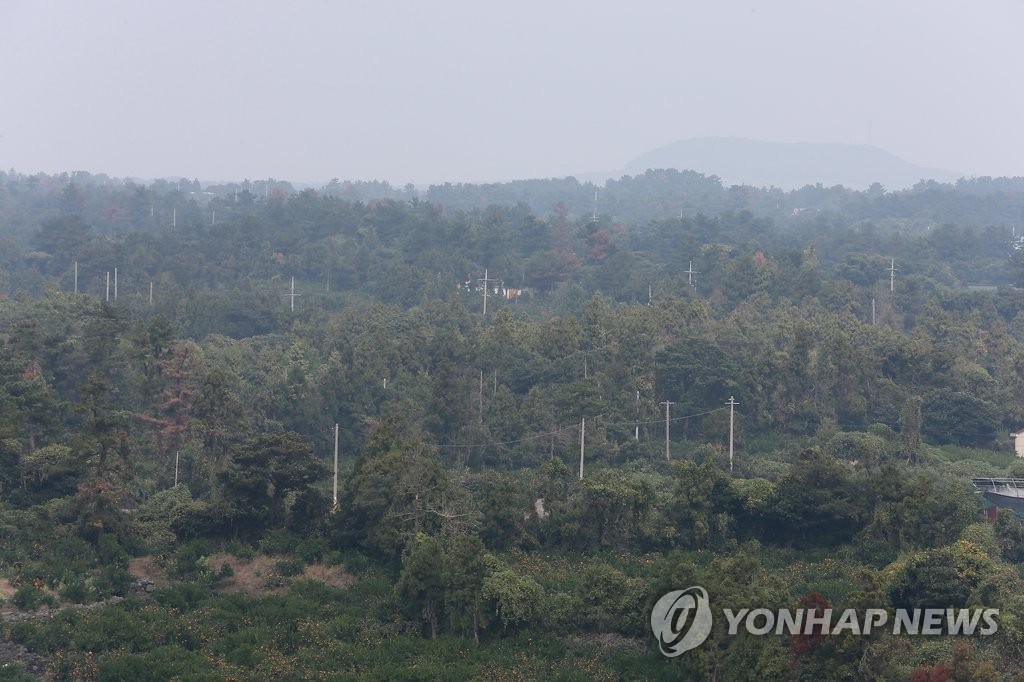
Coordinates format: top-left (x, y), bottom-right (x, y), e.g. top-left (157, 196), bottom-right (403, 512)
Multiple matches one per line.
top-left (911, 663), bottom-right (949, 682)
top-left (136, 340), bottom-right (202, 456)
top-left (790, 592), bottom-right (831, 658)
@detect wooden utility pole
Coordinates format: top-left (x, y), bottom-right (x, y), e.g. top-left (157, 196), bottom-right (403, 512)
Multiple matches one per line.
top-left (635, 390), bottom-right (640, 440)
top-left (333, 423), bottom-right (339, 509)
top-left (660, 400), bottom-right (675, 460)
top-left (579, 416), bottom-right (586, 479)
top-left (726, 396), bottom-right (739, 474)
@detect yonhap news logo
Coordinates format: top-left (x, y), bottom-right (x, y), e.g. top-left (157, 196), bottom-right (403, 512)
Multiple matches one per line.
top-left (650, 587), bottom-right (999, 657)
top-left (650, 586), bottom-right (714, 656)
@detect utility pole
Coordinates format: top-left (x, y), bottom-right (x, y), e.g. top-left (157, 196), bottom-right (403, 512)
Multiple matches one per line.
top-left (172, 208), bottom-right (176, 228)
top-left (871, 298), bottom-right (876, 325)
top-left (284, 276), bottom-right (301, 311)
top-left (333, 423), bottom-right (339, 509)
top-left (113, 267), bottom-right (117, 301)
top-left (635, 390), bottom-right (640, 440)
top-left (726, 396), bottom-right (739, 474)
top-left (592, 191), bottom-right (598, 223)
top-left (479, 370), bottom-right (484, 424)
top-left (579, 416), bottom-right (586, 479)
top-left (888, 259), bottom-right (897, 292)
top-left (685, 261), bottom-right (698, 286)
top-left (660, 400), bottom-right (675, 460)
top-left (648, 284), bottom-right (652, 306)
top-left (478, 268), bottom-right (495, 315)
top-left (149, 281), bottom-right (154, 305)
top-left (211, 209), bottom-right (216, 226)
top-left (105, 271), bottom-right (110, 302)
top-left (174, 451), bottom-right (180, 487)
top-left (73, 261), bottom-right (78, 293)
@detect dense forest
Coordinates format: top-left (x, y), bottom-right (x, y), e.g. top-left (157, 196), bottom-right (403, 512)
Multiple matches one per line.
top-left (3, 168), bottom-right (1024, 679)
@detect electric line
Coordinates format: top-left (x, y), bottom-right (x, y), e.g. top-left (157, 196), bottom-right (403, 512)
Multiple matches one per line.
top-left (420, 406), bottom-right (728, 449)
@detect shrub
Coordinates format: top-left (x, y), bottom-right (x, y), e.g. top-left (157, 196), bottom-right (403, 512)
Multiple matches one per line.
top-left (258, 529), bottom-right (301, 555)
top-left (295, 536), bottom-right (328, 564)
top-left (12, 586), bottom-right (56, 611)
top-left (152, 583), bottom-right (211, 611)
top-left (58, 581), bottom-right (94, 604)
top-left (226, 540), bottom-right (256, 560)
top-left (169, 539), bottom-right (214, 580)
top-left (274, 557), bottom-right (305, 577)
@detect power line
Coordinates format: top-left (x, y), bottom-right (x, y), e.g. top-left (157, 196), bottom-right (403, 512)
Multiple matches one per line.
top-left (419, 406), bottom-right (727, 450)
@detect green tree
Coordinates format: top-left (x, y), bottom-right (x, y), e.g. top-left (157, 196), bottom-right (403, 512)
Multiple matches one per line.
top-left (668, 460), bottom-right (738, 549)
top-left (218, 432), bottom-right (329, 537)
top-left (396, 534), bottom-right (447, 639)
top-left (481, 563), bottom-right (544, 632)
top-left (765, 449), bottom-right (867, 547)
top-left (444, 534), bottom-right (488, 641)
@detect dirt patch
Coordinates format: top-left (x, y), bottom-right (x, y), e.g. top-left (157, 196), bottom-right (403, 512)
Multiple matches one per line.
top-left (563, 633), bottom-right (646, 653)
top-left (128, 556), bottom-right (169, 587)
top-left (209, 554), bottom-right (353, 596)
top-left (300, 563), bottom-right (355, 590)
top-left (209, 554), bottom-right (280, 595)
top-left (0, 578), bottom-right (16, 600)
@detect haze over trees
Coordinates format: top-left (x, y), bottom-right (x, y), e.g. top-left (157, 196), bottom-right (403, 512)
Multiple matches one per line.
top-left (1, 167), bottom-right (1024, 679)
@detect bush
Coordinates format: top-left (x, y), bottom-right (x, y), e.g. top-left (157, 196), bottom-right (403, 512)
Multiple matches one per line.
top-left (226, 540), bottom-right (256, 560)
top-left (274, 557), bottom-right (305, 577)
top-left (169, 539), bottom-right (214, 580)
top-left (97, 644), bottom-right (220, 681)
top-left (258, 529), bottom-right (302, 555)
top-left (295, 536), bottom-right (329, 564)
top-left (152, 583), bottom-right (211, 611)
top-left (12, 586), bottom-right (56, 611)
top-left (58, 581), bottom-right (94, 604)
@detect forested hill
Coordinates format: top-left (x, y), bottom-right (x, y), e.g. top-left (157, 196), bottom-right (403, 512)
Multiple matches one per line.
top-left (4, 168), bottom-right (1024, 678)
top-left (2, 168), bottom-right (1024, 308)
top-left (623, 138), bottom-right (962, 190)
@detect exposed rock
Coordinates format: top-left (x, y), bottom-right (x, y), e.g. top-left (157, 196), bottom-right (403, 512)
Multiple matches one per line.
top-left (0, 640), bottom-right (48, 679)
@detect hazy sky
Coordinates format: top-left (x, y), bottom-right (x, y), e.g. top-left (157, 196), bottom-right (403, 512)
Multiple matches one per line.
top-left (1, 0), bottom-right (1022, 185)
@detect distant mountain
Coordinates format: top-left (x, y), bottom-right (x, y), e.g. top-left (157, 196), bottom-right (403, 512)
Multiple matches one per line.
top-left (617, 137), bottom-right (962, 190)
